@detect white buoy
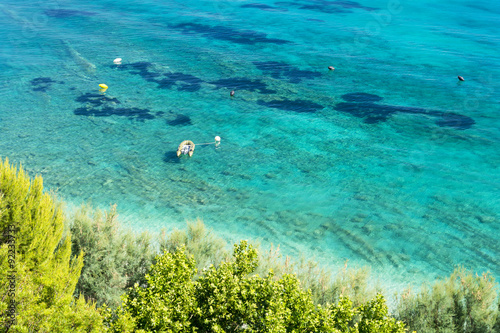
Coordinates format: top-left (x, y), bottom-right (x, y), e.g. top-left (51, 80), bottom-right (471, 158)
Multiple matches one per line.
top-left (113, 58), bottom-right (122, 65)
top-left (215, 136), bottom-right (221, 142)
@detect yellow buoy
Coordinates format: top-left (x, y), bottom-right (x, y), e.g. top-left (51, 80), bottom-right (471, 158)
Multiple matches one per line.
top-left (99, 83), bottom-right (108, 90)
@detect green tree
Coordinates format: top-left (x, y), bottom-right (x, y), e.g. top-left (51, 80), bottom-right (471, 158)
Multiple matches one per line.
top-left (356, 294), bottom-right (406, 333)
top-left (120, 246), bottom-right (197, 332)
top-left (0, 158), bottom-right (104, 332)
top-left (112, 240), bottom-right (406, 333)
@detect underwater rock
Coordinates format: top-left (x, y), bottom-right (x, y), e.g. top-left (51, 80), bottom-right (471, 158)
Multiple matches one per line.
top-left (170, 22), bottom-right (291, 45)
top-left (210, 78), bottom-right (276, 94)
top-left (258, 98), bottom-right (324, 112)
top-left (241, 3), bottom-right (288, 11)
top-left (320, 221), bottom-right (335, 231)
top-left (167, 114), bottom-right (192, 126)
top-left (253, 61), bottom-right (321, 83)
top-left (334, 102), bottom-right (396, 123)
top-left (336, 93), bottom-right (475, 129)
top-left (157, 72), bottom-right (203, 92)
top-left (341, 92), bottom-right (383, 103)
top-left (118, 63), bottom-right (203, 92)
top-left (299, 4), bottom-right (352, 13)
top-left (117, 62), bottom-right (160, 82)
top-left (362, 224), bottom-right (374, 235)
top-left (31, 77), bottom-right (57, 85)
top-left (75, 93), bottom-right (120, 106)
top-left (30, 77), bottom-right (63, 92)
top-left (332, 0), bottom-right (377, 11)
top-left (74, 106), bottom-right (154, 121)
top-left (276, 1), bottom-right (350, 13)
top-left (275, 0), bottom-right (377, 14)
top-left (74, 92), bottom-right (154, 121)
top-left (476, 215), bottom-right (495, 224)
top-left (433, 112), bottom-right (475, 130)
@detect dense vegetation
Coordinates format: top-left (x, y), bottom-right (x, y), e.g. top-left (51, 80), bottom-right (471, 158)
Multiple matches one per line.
top-left (0, 158), bottom-right (103, 332)
top-left (70, 204), bottom-right (156, 308)
top-left (104, 241), bottom-right (405, 332)
top-left (1, 158), bottom-right (500, 332)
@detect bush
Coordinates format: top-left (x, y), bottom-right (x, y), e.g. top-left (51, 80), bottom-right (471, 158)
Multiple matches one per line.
top-left (110, 241), bottom-right (406, 332)
top-left (69, 204), bottom-right (156, 308)
top-left (394, 266), bottom-right (500, 332)
top-left (159, 218), bottom-right (228, 272)
top-left (161, 220), bottom-right (378, 307)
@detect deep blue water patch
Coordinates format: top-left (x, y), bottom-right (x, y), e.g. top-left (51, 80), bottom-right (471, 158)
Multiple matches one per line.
top-left (276, 1), bottom-right (350, 13)
top-left (167, 114), bottom-right (192, 126)
top-left (336, 93), bottom-right (475, 129)
top-left (241, 3), bottom-right (288, 11)
top-left (254, 61), bottom-right (321, 83)
top-left (299, 4), bottom-right (351, 14)
top-left (157, 73), bottom-right (203, 92)
top-left (116, 63), bottom-right (204, 92)
top-left (332, 0), bottom-right (377, 11)
top-left (74, 106), bottom-right (155, 121)
top-left (116, 62), bottom-right (160, 82)
top-left (258, 98), bottom-right (324, 112)
top-left (210, 78), bottom-right (276, 94)
top-left (75, 93), bottom-right (121, 106)
top-left (74, 93), bottom-right (155, 121)
top-left (276, 0), bottom-right (376, 14)
top-left (170, 23), bottom-right (291, 45)
top-left (428, 111), bottom-right (476, 130)
top-left (30, 77), bottom-right (63, 92)
top-left (44, 9), bottom-right (97, 18)
top-left (334, 102), bottom-right (411, 123)
top-left (341, 92), bottom-right (383, 103)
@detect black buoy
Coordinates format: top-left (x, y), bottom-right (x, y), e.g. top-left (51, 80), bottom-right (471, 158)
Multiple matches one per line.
top-left (458, 76), bottom-right (465, 81)
top-left (230, 90), bottom-right (235, 97)
top-left (328, 66), bottom-right (335, 71)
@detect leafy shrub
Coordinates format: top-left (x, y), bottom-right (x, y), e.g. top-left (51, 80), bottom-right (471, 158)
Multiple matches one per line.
top-left (69, 204), bottom-right (156, 308)
top-left (110, 241), bottom-right (405, 332)
top-left (394, 266), bottom-right (499, 332)
top-left (161, 220), bottom-right (378, 307)
top-left (159, 218), bottom-right (228, 272)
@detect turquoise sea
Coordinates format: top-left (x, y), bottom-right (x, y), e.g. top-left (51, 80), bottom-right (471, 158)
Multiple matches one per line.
top-left (1, 0), bottom-right (499, 289)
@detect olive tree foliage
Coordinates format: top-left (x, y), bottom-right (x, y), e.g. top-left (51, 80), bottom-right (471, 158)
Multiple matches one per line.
top-left (0, 158), bottom-right (104, 332)
top-left (107, 241), bottom-right (406, 332)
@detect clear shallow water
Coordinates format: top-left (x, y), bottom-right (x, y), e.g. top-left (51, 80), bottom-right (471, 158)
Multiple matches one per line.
top-left (1, 0), bottom-right (499, 289)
